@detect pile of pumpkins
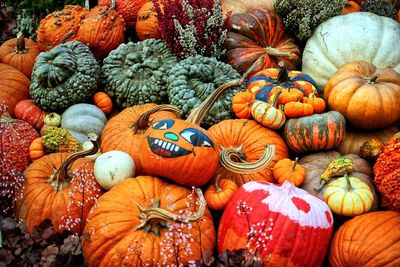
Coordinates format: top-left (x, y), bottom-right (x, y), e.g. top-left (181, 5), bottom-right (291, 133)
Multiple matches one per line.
top-left (1, 0), bottom-right (400, 266)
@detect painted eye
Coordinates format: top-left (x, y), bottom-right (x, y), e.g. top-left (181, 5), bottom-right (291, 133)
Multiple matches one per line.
top-left (180, 128), bottom-right (213, 147)
top-left (152, 119), bottom-right (174, 130)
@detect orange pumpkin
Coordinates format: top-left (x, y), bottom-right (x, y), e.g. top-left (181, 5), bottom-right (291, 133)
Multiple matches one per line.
top-left (302, 93), bottom-right (326, 113)
top-left (232, 91), bottom-right (255, 119)
top-left (98, 0), bottom-right (148, 28)
top-left (136, 1), bottom-right (161, 40)
top-left (0, 63), bottom-right (30, 117)
top-left (324, 61), bottom-right (400, 130)
top-left (283, 99), bottom-right (314, 118)
top-left (341, 1), bottom-right (361, 14)
top-left (93, 91), bottom-right (113, 115)
top-left (29, 137), bottom-right (46, 161)
top-left (14, 99), bottom-right (46, 129)
top-left (0, 32), bottom-right (40, 77)
top-left (82, 176), bottom-right (216, 266)
top-left (251, 95), bottom-right (286, 129)
top-left (273, 157), bottom-right (306, 186)
top-left (205, 175), bottom-right (238, 210)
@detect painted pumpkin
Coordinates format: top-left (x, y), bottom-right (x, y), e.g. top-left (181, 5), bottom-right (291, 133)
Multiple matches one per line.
top-left (218, 181), bottom-right (334, 266)
top-left (82, 176), bottom-right (216, 266)
top-left (273, 157), bottom-right (305, 186)
top-left (284, 111), bottom-right (346, 153)
top-left (225, 8), bottom-right (301, 78)
top-left (324, 61), bottom-right (400, 130)
top-left (329, 211), bottom-right (400, 266)
top-left (208, 119), bottom-right (289, 186)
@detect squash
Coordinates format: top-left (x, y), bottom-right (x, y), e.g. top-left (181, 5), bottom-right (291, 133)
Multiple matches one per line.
top-left (43, 112), bottom-right (62, 127)
top-left (93, 92), bottom-right (113, 115)
top-left (251, 98), bottom-right (286, 129)
top-left (232, 91), bottom-right (255, 119)
top-left (98, 0), bottom-right (148, 28)
top-left (283, 99), bottom-right (314, 118)
top-left (204, 175), bottom-right (238, 210)
top-left (273, 157), bottom-right (305, 186)
top-left (14, 99), bottom-right (46, 129)
top-left (29, 137), bottom-right (46, 161)
top-left (302, 93), bottom-right (326, 114)
top-left (302, 12), bottom-right (400, 90)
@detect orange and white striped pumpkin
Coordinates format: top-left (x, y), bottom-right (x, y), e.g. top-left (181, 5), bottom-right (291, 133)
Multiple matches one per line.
top-left (251, 100), bottom-right (286, 129)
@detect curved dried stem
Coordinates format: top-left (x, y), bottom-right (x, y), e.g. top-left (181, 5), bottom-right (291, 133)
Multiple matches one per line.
top-left (220, 145), bottom-right (276, 174)
top-left (265, 47), bottom-right (294, 58)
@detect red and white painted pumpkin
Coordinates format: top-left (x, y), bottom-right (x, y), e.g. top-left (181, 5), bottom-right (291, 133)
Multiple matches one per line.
top-left (218, 181), bottom-right (334, 266)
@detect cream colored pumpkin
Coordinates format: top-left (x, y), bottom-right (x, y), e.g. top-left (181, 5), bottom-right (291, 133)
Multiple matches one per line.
top-left (94, 150), bottom-right (135, 190)
top-left (302, 12), bottom-right (400, 91)
top-left (251, 99), bottom-right (286, 129)
top-left (221, 0), bottom-right (276, 17)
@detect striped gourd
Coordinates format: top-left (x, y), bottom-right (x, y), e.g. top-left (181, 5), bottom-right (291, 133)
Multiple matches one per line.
top-left (251, 99), bottom-right (286, 130)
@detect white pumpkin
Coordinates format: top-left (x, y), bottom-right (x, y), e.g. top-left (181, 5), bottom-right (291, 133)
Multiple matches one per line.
top-left (94, 150), bottom-right (135, 190)
top-left (302, 12), bottom-right (400, 91)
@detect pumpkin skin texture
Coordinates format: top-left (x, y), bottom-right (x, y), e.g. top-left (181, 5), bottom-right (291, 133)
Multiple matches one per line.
top-left (93, 92), bottom-right (113, 115)
top-left (218, 181), bottom-right (334, 266)
top-left (284, 111), bottom-right (346, 153)
top-left (17, 151), bottom-right (103, 234)
top-left (225, 8), bottom-right (301, 78)
top-left (0, 63), bottom-right (30, 117)
top-left (208, 119), bottom-right (289, 186)
top-left (302, 12), bottom-right (400, 90)
top-left (100, 104), bottom-right (180, 176)
top-left (30, 41), bottom-right (101, 112)
top-left (36, 5), bottom-right (89, 51)
top-left (136, 1), bottom-right (161, 40)
top-left (0, 33), bottom-right (40, 78)
top-left (14, 99), bottom-right (46, 129)
top-left (61, 104), bottom-right (107, 144)
top-left (324, 61), bottom-right (400, 130)
top-left (98, 0), bottom-right (148, 28)
top-left (329, 211), bottom-right (400, 267)
top-left (82, 176), bottom-right (216, 266)
top-left (273, 158), bottom-right (305, 186)
top-left (139, 118), bottom-right (220, 187)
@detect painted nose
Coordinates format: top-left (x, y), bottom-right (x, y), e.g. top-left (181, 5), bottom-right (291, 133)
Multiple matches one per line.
top-left (164, 132), bottom-right (179, 141)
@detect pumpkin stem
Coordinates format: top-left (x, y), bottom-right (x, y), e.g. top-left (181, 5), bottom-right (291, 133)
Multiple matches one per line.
top-left (215, 174), bottom-right (222, 193)
top-left (60, 30), bottom-right (74, 44)
top-left (130, 105), bottom-right (182, 133)
top-left (84, 0), bottom-right (90, 9)
top-left (277, 61), bottom-right (290, 83)
top-left (134, 188), bottom-right (206, 231)
top-left (16, 32), bottom-right (26, 53)
top-left (291, 157), bottom-right (299, 172)
top-left (265, 47), bottom-right (293, 59)
top-left (270, 88), bottom-right (283, 108)
top-left (344, 173), bottom-right (354, 192)
top-left (366, 74), bottom-right (380, 84)
top-left (220, 145), bottom-right (275, 174)
top-left (52, 133), bottom-right (99, 191)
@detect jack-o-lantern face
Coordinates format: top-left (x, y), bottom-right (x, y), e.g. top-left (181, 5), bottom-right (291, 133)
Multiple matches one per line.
top-left (139, 119), bottom-right (220, 187)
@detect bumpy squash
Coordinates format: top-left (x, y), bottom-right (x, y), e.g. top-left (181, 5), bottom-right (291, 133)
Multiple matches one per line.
top-left (98, 0), bottom-right (148, 28)
top-left (103, 39), bottom-right (178, 108)
top-left (30, 41), bottom-right (100, 112)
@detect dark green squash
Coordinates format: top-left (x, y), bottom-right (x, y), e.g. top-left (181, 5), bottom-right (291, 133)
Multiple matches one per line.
top-left (30, 41), bottom-right (100, 112)
top-left (284, 111), bottom-right (346, 153)
top-left (102, 39), bottom-right (178, 108)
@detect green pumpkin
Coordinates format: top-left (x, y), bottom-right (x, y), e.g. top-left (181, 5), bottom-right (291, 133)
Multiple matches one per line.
top-left (30, 41), bottom-right (100, 112)
top-left (167, 55), bottom-right (244, 127)
top-left (102, 39), bottom-right (178, 108)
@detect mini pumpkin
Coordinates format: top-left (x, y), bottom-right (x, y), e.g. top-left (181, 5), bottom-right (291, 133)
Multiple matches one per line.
top-left (93, 92), bottom-right (113, 115)
top-left (29, 137), bottom-right (46, 161)
top-left (232, 91), bottom-right (255, 119)
top-left (283, 99), bottom-right (314, 118)
top-left (302, 93), bottom-right (326, 113)
top-left (273, 157), bottom-right (305, 186)
top-left (205, 174), bottom-right (238, 210)
top-left (251, 98), bottom-right (286, 129)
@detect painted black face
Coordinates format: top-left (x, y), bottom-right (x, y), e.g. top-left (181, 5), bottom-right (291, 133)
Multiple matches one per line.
top-left (147, 119), bottom-right (214, 158)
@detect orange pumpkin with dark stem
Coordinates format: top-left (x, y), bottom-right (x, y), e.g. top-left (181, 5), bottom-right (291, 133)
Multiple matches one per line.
top-left (17, 137), bottom-right (103, 234)
top-left (93, 92), bottom-right (113, 115)
top-left (329, 211), bottom-right (400, 266)
top-left (232, 91), bottom-right (255, 119)
top-left (136, 1), bottom-right (161, 41)
top-left (0, 63), bottom-right (30, 117)
top-left (29, 137), bottom-right (46, 161)
top-left (205, 175), bottom-right (238, 210)
top-left (82, 176), bottom-right (216, 266)
top-left (273, 157), bottom-right (306, 186)
top-left (0, 32), bottom-right (40, 78)
top-left (14, 99), bottom-right (46, 129)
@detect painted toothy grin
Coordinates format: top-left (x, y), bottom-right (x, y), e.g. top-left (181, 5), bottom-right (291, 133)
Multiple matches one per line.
top-left (147, 137), bottom-right (191, 158)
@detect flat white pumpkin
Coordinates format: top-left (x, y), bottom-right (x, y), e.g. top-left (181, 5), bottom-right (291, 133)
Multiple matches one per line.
top-left (94, 150), bottom-right (135, 190)
top-left (302, 12), bottom-right (400, 91)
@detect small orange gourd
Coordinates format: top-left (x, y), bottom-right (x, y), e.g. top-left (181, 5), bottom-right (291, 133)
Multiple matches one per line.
top-left (93, 92), bottom-right (113, 115)
top-left (284, 98), bottom-right (314, 118)
top-left (205, 175), bottom-right (238, 210)
top-left (29, 137), bottom-right (46, 160)
top-left (303, 93), bottom-right (326, 113)
top-left (232, 91), bottom-right (255, 119)
top-left (273, 157), bottom-right (306, 186)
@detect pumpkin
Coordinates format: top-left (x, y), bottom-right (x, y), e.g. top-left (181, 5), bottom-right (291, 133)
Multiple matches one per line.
top-left (43, 112), bottom-right (62, 127)
top-left (302, 12), bottom-right (400, 90)
top-left (273, 157), bottom-right (305, 186)
top-left (284, 111), bottom-right (346, 153)
top-left (93, 92), bottom-right (113, 115)
top-left (76, 0), bottom-right (126, 58)
top-left (61, 104), bottom-right (107, 144)
top-left (283, 99), bottom-right (314, 118)
top-left (98, 0), bottom-right (148, 28)
top-left (359, 138), bottom-right (383, 163)
top-left (324, 174), bottom-right (374, 216)
top-left (302, 93), bottom-right (326, 113)
top-left (208, 119), bottom-right (289, 186)
top-left (205, 174), bottom-right (238, 211)
top-left (225, 8), bottom-right (301, 78)
top-left (0, 32), bottom-right (40, 78)
top-left (341, 1), bottom-right (361, 14)
top-left (218, 181), bottom-right (334, 266)
top-left (17, 137), bottom-right (103, 234)
top-left (14, 99), bottom-right (46, 129)
top-left (329, 211), bottom-right (400, 266)
top-left (82, 176), bottom-right (216, 266)
top-left (29, 137), bottom-right (46, 161)
top-left (0, 63), bottom-right (30, 117)
top-left (338, 125), bottom-right (399, 155)
top-left (231, 91), bottom-right (255, 119)
top-left (373, 133), bottom-right (400, 211)
top-left (251, 99), bottom-right (286, 129)
top-left (221, 0), bottom-right (276, 17)
top-left (136, 1), bottom-right (161, 40)
top-left (299, 151), bottom-right (379, 211)
top-left (103, 39), bottom-right (178, 108)
top-left (324, 61), bottom-right (400, 130)
top-left (167, 55), bottom-right (244, 127)
top-left (30, 41), bottom-right (101, 112)
top-left (100, 104), bottom-right (180, 176)
top-left (246, 65), bottom-right (321, 103)
top-left (36, 5), bottom-right (89, 51)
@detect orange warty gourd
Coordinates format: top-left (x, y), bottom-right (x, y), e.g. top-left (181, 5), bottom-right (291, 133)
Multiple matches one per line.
top-left (136, 1), bottom-right (162, 41)
top-left (93, 92), bottom-right (113, 115)
top-left (82, 176), bottom-right (216, 266)
top-left (205, 175), bottom-right (238, 210)
top-left (98, 0), bottom-right (148, 28)
top-left (329, 211), bottom-right (400, 267)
